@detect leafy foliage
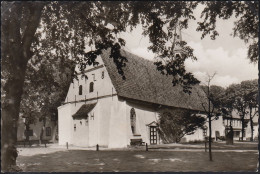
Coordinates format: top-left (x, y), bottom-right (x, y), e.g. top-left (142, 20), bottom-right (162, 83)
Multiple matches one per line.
top-left (2, 1), bottom-right (257, 98)
top-left (197, 1), bottom-right (258, 62)
top-left (222, 79), bottom-right (258, 140)
top-left (225, 80), bottom-right (258, 117)
top-left (200, 85), bottom-right (226, 114)
top-left (158, 108), bottom-right (206, 143)
top-left (32, 1), bottom-right (201, 92)
top-left (20, 56), bottom-right (75, 130)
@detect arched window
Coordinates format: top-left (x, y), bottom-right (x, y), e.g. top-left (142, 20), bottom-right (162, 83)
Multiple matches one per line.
top-left (89, 82), bottom-right (94, 93)
top-left (79, 85), bottom-right (82, 95)
top-left (130, 108), bottom-right (136, 134)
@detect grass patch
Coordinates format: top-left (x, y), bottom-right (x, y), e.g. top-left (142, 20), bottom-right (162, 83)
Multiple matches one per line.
top-left (17, 150), bottom-right (257, 172)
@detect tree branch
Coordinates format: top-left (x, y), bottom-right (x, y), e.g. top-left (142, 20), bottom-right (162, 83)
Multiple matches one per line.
top-left (201, 103), bottom-right (207, 113)
top-left (21, 2), bottom-right (46, 61)
top-left (211, 104), bottom-right (215, 114)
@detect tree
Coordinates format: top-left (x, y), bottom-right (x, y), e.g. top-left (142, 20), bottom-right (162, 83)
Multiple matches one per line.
top-left (220, 86), bottom-right (237, 145)
top-left (226, 80), bottom-right (258, 142)
top-left (227, 80), bottom-right (258, 141)
top-left (242, 80), bottom-right (258, 141)
top-left (19, 91), bottom-right (40, 142)
top-left (158, 108), bottom-right (206, 143)
top-left (197, 73), bottom-right (225, 161)
top-left (19, 56), bottom-right (74, 144)
top-left (1, 1), bottom-right (258, 171)
top-left (1, 2), bottom-right (46, 171)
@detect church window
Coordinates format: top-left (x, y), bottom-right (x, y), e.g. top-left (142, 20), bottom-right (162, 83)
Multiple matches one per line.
top-left (79, 85), bottom-right (83, 95)
top-left (89, 82), bottom-right (94, 93)
top-left (92, 74), bottom-right (96, 81)
top-left (130, 108), bottom-right (136, 134)
top-left (74, 124), bottom-right (76, 131)
top-left (101, 71), bottom-right (104, 79)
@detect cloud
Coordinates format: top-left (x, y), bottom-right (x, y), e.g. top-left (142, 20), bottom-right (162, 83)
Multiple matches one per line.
top-left (193, 72), bottom-right (240, 87)
top-left (119, 20), bottom-right (257, 88)
top-left (185, 41), bottom-right (258, 87)
top-left (129, 47), bottom-right (156, 60)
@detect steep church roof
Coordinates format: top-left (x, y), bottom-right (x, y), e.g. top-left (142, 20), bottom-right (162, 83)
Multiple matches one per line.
top-left (101, 49), bottom-right (208, 112)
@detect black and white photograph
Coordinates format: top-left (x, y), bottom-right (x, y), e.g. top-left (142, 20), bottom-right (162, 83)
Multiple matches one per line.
top-left (1, 1), bottom-right (259, 172)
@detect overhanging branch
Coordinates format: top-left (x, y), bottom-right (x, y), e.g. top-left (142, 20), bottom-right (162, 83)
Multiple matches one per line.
top-left (21, 2), bottom-right (46, 61)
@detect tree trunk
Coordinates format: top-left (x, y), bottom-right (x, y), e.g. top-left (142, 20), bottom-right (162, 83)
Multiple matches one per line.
top-left (40, 117), bottom-right (46, 144)
top-left (249, 107), bottom-right (254, 141)
top-left (208, 85), bottom-right (212, 161)
top-left (226, 118), bottom-right (234, 145)
top-left (208, 114), bottom-right (212, 161)
top-left (258, 57), bottom-right (260, 172)
top-left (1, 2), bottom-right (44, 171)
top-left (25, 124), bottom-right (30, 141)
top-left (1, 73), bottom-right (27, 171)
top-left (241, 116), bottom-right (245, 141)
top-left (39, 127), bottom-right (44, 144)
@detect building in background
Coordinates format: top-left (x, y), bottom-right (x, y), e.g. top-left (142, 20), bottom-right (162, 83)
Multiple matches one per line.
top-left (183, 110), bottom-right (258, 142)
top-left (17, 115), bottom-right (58, 144)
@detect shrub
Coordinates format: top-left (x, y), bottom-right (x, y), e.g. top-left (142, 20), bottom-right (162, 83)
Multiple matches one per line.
top-left (158, 108), bottom-right (206, 143)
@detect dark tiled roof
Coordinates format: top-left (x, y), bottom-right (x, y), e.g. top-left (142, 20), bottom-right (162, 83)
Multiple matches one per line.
top-left (101, 49), bottom-right (208, 112)
top-left (72, 103), bottom-right (97, 119)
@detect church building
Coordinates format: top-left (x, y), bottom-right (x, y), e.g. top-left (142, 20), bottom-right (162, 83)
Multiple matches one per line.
top-left (58, 49), bottom-right (208, 148)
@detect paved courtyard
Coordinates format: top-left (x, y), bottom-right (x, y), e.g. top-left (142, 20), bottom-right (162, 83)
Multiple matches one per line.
top-left (16, 141), bottom-right (258, 172)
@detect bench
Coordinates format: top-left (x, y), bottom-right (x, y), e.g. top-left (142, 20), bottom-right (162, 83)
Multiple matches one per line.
top-left (130, 139), bottom-right (145, 146)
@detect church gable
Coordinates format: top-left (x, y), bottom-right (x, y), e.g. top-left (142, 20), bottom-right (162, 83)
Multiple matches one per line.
top-left (64, 55), bottom-right (116, 103)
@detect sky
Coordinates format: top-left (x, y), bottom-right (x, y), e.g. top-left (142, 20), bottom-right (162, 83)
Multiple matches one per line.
top-left (118, 5), bottom-right (258, 88)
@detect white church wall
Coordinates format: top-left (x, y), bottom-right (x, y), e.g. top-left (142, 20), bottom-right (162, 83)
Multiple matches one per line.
top-left (71, 101), bottom-right (98, 147)
top-left (69, 96), bottom-right (125, 148)
top-left (72, 118), bottom-right (89, 147)
top-left (108, 96), bottom-right (128, 148)
top-left (58, 103), bottom-right (73, 145)
top-left (58, 101), bottom-right (93, 145)
top-left (59, 53), bottom-right (118, 147)
top-left (86, 103), bottom-right (99, 147)
top-left (95, 97), bottom-right (113, 147)
top-left (125, 101), bottom-right (159, 145)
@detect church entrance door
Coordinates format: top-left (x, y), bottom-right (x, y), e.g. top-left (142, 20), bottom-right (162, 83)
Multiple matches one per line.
top-left (150, 126), bottom-right (157, 144)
